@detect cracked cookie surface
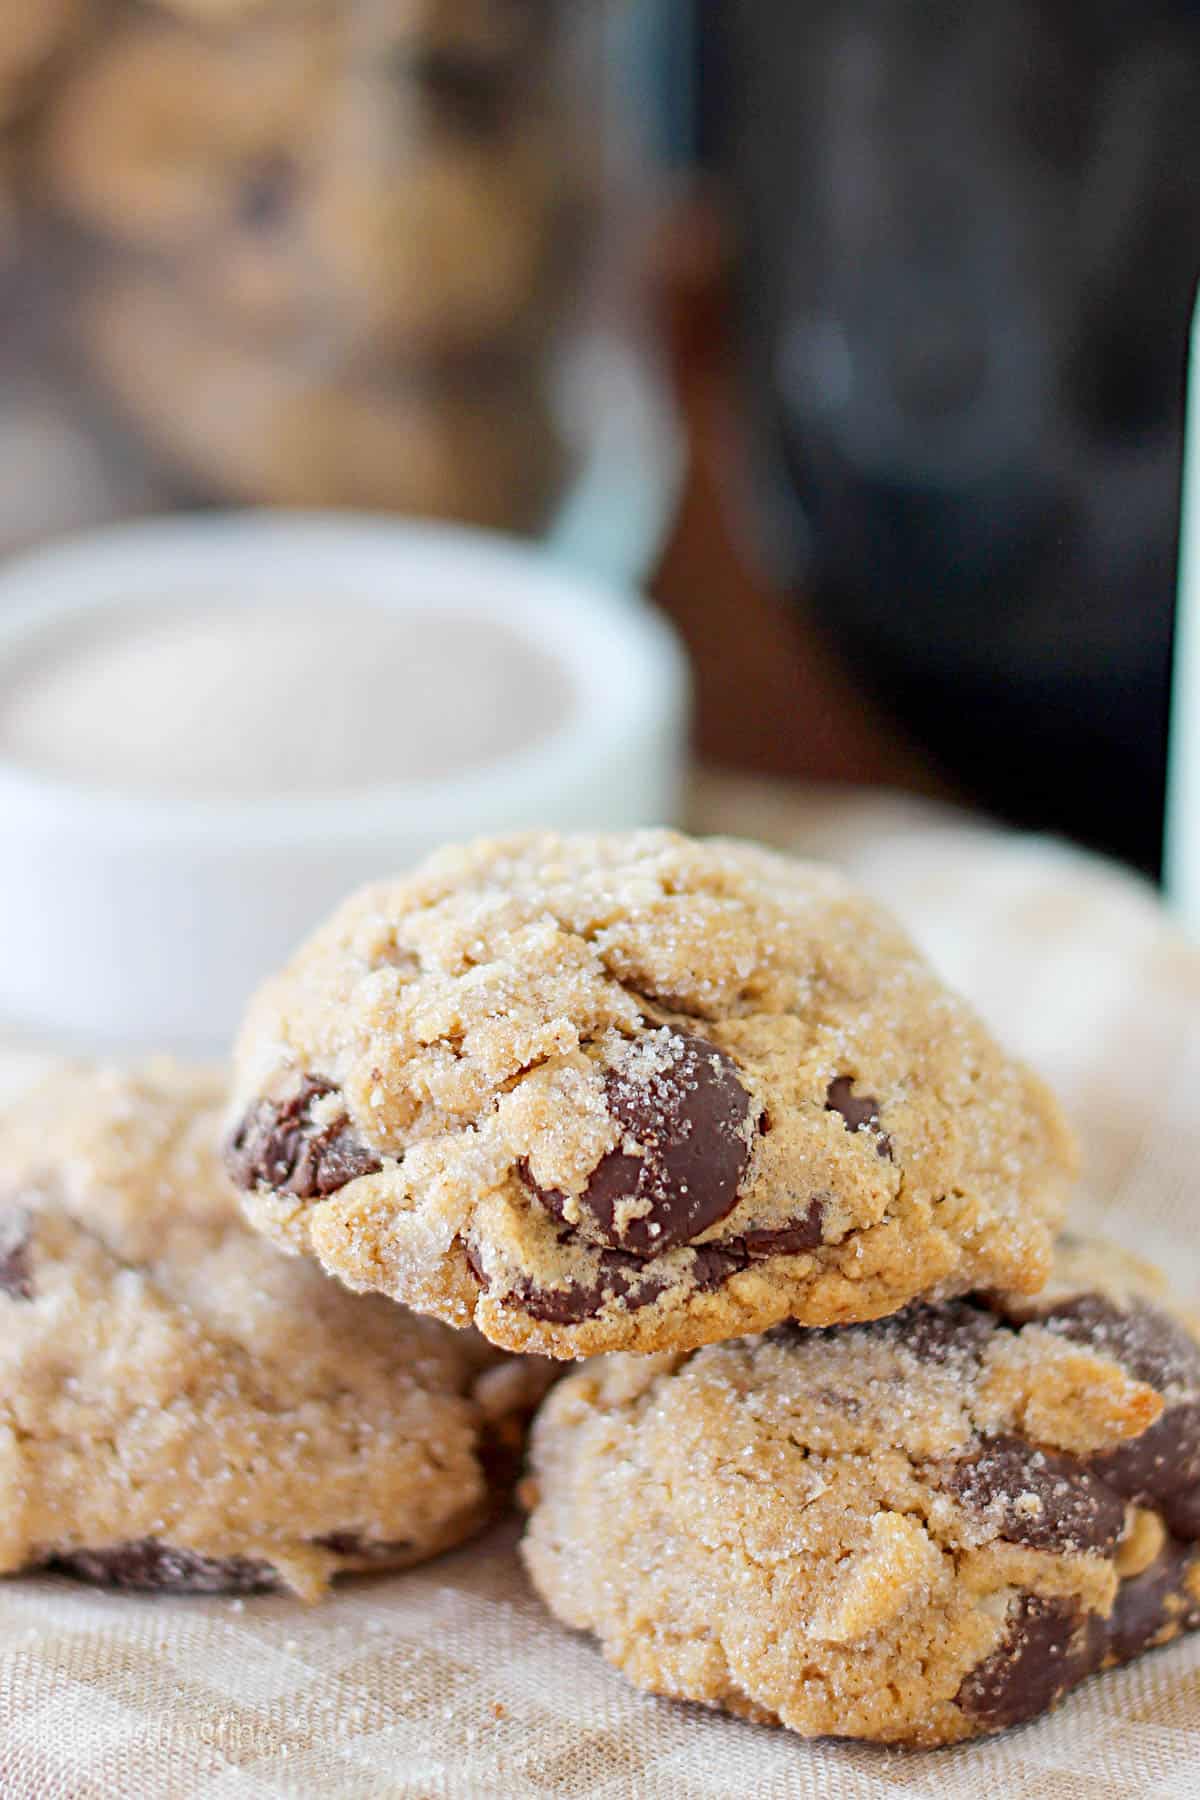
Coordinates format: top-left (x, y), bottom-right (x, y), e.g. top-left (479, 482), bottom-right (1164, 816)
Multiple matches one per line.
top-left (227, 830), bottom-right (1076, 1357)
top-left (0, 1061), bottom-right (549, 1600)
top-left (520, 1235), bottom-right (1200, 1745)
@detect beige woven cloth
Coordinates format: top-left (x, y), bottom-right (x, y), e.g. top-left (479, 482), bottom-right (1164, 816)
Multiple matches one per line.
top-left (3, 775), bottom-right (1200, 1800)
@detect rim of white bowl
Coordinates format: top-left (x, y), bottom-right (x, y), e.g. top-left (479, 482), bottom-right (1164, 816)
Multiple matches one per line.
top-left (0, 511), bottom-right (690, 849)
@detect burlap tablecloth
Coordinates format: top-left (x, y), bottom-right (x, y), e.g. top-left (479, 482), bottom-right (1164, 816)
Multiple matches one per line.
top-left (3, 775), bottom-right (1199, 1799)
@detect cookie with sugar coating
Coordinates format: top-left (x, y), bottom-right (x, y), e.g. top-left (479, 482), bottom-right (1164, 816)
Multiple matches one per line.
top-left (225, 829), bottom-right (1077, 1358)
top-left (521, 1234), bottom-right (1200, 1745)
top-left (0, 1060), bottom-right (551, 1600)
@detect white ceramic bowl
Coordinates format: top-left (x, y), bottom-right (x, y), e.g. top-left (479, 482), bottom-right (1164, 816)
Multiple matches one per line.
top-left (0, 513), bottom-right (690, 1052)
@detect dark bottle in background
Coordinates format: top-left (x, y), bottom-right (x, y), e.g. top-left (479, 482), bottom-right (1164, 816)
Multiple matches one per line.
top-left (700, 0), bottom-right (1200, 875)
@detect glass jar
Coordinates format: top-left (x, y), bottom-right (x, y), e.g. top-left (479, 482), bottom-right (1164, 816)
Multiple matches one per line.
top-left (704, 0), bottom-right (1200, 876)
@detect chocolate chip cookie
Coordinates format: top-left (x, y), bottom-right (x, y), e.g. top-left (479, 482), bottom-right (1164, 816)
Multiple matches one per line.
top-left (521, 1235), bottom-right (1200, 1746)
top-left (225, 830), bottom-right (1076, 1358)
top-left (0, 1061), bottom-right (550, 1600)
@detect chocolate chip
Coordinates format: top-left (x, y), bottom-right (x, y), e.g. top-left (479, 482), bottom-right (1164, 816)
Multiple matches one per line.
top-left (225, 1076), bottom-right (381, 1201)
top-left (1108, 1538), bottom-right (1200, 1665)
top-left (53, 1541), bottom-right (273, 1595)
top-left (531, 1032), bottom-right (754, 1256)
top-left (513, 1252), bottom-right (668, 1325)
top-left (0, 1207), bottom-right (34, 1302)
top-left (1034, 1294), bottom-right (1200, 1396)
top-left (825, 1076), bottom-right (892, 1159)
top-left (308, 1125), bottom-right (381, 1196)
top-left (465, 1235), bottom-right (666, 1326)
top-left (956, 1594), bottom-right (1097, 1729)
top-left (725, 1201), bottom-right (827, 1258)
top-left (1024, 1295), bottom-right (1200, 1540)
top-left (1091, 1403), bottom-right (1200, 1542)
top-left (690, 1200), bottom-right (828, 1291)
top-left (479, 1190), bottom-right (825, 1328)
top-left (688, 1245), bottom-right (745, 1290)
top-left (946, 1436), bottom-right (1126, 1553)
top-left (957, 1540), bottom-right (1200, 1730)
top-left (824, 1075), bottom-right (879, 1134)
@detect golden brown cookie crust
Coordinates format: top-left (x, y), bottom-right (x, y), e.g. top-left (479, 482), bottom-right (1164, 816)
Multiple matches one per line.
top-left (227, 831), bottom-right (1077, 1357)
top-left (521, 1236), bottom-right (1200, 1745)
top-left (0, 1061), bottom-right (550, 1600)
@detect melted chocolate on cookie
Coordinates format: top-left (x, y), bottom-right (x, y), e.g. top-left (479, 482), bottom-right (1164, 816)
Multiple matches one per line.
top-left (530, 1031), bottom-right (755, 1255)
top-left (956, 1594), bottom-right (1095, 1728)
top-left (825, 1076), bottom-right (893, 1159)
top-left (944, 1286), bottom-right (1200, 1727)
top-left (226, 1075), bottom-right (381, 1201)
top-left (53, 1540), bottom-right (273, 1594)
top-left (947, 1436), bottom-right (1127, 1554)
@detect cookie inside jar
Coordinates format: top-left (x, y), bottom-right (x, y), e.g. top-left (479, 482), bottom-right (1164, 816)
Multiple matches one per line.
top-left (5, 0), bottom-right (601, 536)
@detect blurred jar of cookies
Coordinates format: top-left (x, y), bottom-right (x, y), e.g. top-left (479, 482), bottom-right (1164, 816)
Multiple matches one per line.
top-left (0, 0), bottom-right (612, 552)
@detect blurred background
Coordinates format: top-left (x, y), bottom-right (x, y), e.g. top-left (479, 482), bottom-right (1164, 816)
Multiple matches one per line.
top-left (1, 0), bottom-right (1198, 880)
top-left (654, 0), bottom-right (1200, 881)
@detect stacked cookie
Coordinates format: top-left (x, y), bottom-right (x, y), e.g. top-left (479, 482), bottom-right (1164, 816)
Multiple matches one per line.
top-left (215, 830), bottom-right (1200, 1745)
top-left (0, 0), bottom-right (588, 534)
top-left (4, 829), bottom-right (1198, 1750)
